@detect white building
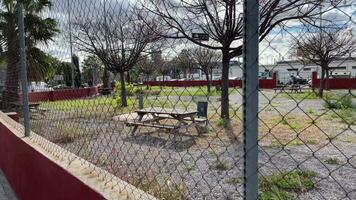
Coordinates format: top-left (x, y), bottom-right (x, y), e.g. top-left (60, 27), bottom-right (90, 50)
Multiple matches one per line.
top-left (212, 61), bottom-right (244, 80)
top-left (262, 57), bottom-right (356, 84)
top-left (172, 57), bottom-right (356, 83)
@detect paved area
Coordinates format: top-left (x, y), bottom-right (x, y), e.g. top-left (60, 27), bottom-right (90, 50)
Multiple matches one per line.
top-left (0, 170), bottom-right (17, 200)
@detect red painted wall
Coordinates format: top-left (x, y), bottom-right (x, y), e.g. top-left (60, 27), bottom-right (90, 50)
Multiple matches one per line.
top-left (27, 87), bottom-right (99, 103)
top-left (4, 112), bottom-right (19, 122)
top-left (311, 71), bottom-right (356, 89)
top-left (144, 72), bottom-right (277, 89)
top-left (0, 120), bottom-right (105, 200)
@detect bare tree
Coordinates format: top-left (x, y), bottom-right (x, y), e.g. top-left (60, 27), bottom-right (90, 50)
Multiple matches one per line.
top-left (174, 49), bottom-right (195, 79)
top-left (295, 28), bottom-right (356, 97)
top-left (73, 3), bottom-right (160, 106)
top-left (135, 55), bottom-right (156, 88)
top-left (142, 0), bottom-right (321, 119)
top-left (191, 48), bottom-right (221, 93)
top-left (156, 60), bottom-right (172, 81)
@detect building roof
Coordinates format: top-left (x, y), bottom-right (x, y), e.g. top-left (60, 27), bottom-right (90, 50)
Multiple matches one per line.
top-left (276, 57), bottom-right (356, 65)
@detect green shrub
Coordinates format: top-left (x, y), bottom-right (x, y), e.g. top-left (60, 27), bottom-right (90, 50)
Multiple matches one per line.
top-left (260, 170), bottom-right (316, 200)
top-left (210, 159), bottom-right (230, 171)
top-left (114, 81), bottom-right (142, 97)
top-left (325, 158), bottom-right (340, 165)
top-left (324, 94), bottom-right (354, 109)
top-left (216, 118), bottom-right (230, 128)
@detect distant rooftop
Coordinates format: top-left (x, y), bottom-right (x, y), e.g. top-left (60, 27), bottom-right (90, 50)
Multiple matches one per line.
top-left (276, 57), bottom-right (356, 65)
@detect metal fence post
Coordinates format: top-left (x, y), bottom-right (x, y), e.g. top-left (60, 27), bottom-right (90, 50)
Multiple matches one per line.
top-left (18, 0), bottom-right (30, 136)
top-left (243, 0), bottom-right (259, 199)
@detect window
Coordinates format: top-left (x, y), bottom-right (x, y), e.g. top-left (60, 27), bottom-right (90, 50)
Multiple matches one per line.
top-left (330, 66), bottom-right (346, 70)
top-left (303, 68), bottom-right (311, 71)
top-left (352, 66), bottom-right (356, 69)
top-left (287, 68), bottom-right (298, 71)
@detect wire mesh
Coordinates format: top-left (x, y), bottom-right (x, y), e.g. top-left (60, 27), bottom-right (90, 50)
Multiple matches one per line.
top-left (0, 0), bottom-right (355, 199)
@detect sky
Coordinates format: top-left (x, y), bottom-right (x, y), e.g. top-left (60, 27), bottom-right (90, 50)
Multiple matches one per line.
top-left (38, 0), bottom-right (356, 66)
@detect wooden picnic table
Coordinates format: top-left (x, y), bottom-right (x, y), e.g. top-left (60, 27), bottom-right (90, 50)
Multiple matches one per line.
top-left (10, 101), bottom-right (40, 109)
top-left (126, 107), bottom-right (205, 134)
top-left (274, 84), bottom-right (305, 93)
top-left (9, 101), bottom-right (46, 117)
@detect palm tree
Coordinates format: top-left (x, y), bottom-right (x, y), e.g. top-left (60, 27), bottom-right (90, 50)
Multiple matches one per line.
top-left (0, 0), bottom-right (57, 108)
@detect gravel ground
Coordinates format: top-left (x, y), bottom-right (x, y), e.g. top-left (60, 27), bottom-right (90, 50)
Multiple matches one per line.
top-left (31, 89), bottom-right (356, 199)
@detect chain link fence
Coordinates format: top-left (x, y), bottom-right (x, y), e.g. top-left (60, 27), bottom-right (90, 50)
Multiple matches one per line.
top-left (1, 0), bottom-right (355, 199)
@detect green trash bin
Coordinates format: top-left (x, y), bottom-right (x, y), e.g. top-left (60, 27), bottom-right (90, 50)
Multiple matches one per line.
top-left (197, 101), bottom-right (208, 118)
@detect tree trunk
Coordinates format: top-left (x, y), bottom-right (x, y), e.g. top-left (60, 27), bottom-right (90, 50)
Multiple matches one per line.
top-left (325, 68), bottom-right (330, 91)
top-left (119, 71), bottom-right (127, 107)
top-left (318, 68), bottom-right (325, 98)
top-left (146, 74), bottom-right (150, 89)
top-left (221, 50), bottom-right (230, 120)
top-left (205, 70), bottom-right (211, 93)
top-left (102, 68), bottom-right (110, 88)
top-left (2, 33), bottom-right (19, 111)
top-left (126, 71), bottom-right (131, 84)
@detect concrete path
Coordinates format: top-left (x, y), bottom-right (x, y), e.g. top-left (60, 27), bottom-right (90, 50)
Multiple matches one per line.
top-left (0, 170), bottom-right (17, 200)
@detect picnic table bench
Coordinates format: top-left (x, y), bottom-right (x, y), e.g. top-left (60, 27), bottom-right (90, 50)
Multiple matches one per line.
top-left (124, 108), bottom-right (207, 134)
top-left (9, 101), bottom-right (46, 118)
top-left (274, 84), bottom-right (305, 93)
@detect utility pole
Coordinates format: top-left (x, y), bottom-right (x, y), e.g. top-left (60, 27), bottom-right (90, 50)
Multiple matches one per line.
top-left (18, 0), bottom-right (30, 136)
top-left (67, 0), bottom-right (74, 88)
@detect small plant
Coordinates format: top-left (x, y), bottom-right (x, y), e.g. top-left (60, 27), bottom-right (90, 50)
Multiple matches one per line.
top-left (210, 159), bottom-right (230, 171)
top-left (52, 124), bottom-right (86, 144)
top-left (216, 118), bottom-right (230, 128)
top-left (197, 126), bottom-right (209, 134)
top-left (282, 90), bottom-right (318, 100)
top-left (281, 117), bottom-right (302, 131)
top-left (138, 177), bottom-right (188, 200)
top-left (226, 177), bottom-right (241, 184)
top-left (344, 136), bottom-right (356, 144)
top-left (324, 94), bottom-right (354, 110)
top-left (281, 118), bottom-right (289, 125)
top-left (260, 170), bottom-right (316, 200)
top-left (183, 164), bottom-right (194, 173)
top-left (325, 158), bottom-right (340, 165)
top-left (307, 107), bottom-right (316, 115)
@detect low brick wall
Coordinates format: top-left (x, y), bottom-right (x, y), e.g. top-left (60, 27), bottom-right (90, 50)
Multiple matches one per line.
top-left (0, 112), bottom-right (156, 200)
top-left (28, 87), bottom-right (99, 102)
top-left (311, 71), bottom-right (356, 89)
top-left (144, 73), bottom-right (277, 89)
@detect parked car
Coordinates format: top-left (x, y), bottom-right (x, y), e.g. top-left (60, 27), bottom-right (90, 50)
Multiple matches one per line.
top-left (287, 75), bottom-right (308, 85)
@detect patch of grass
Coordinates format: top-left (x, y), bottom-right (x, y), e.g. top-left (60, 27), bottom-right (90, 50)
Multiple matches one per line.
top-left (216, 118), bottom-right (230, 128)
top-left (271, 102), bottom-right (281, 107)
top-left (288, 138), bottom-right (305, 146)
top-left (282, 90), bottom-right (318, 100)
top-left (307, 107), bottom-right (316, 115)
top-left (183, 164), bottom-right (194, 173)
top-left (154, 86), bottom-right (237, 97)
top-left (325, 158), bottom-right (340, 165)
top-left (343, 135), bottom-right (356, 144)
top-left (30, 122), bottom-right (42, 133)
top-left (281, 117), bottom-right (303, 131)
top-left (269, 137), bottom-right (317, 148)
top-left (324, 94), bottom-right (354, 109)
top-left (333, 108), bottom-right (356, 125)
top-left (197, 126), bottom-right (210, 134)
top-left (210, 159), bottom-right (230, 171)
top-left (41, 96), bottom-right (136, 111)
top-left (138, 179), bottom-right (189, 200)
top-left (324, 94), bottom-right (356, 125)
top-left (260, 186), bottom-right (293, 200)
top-left (260, 170), bottom-right (316, 200)
top-left (51, 124), bottom-right (86, 144)
top-left (226, 177), bottom-right (241, 184)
